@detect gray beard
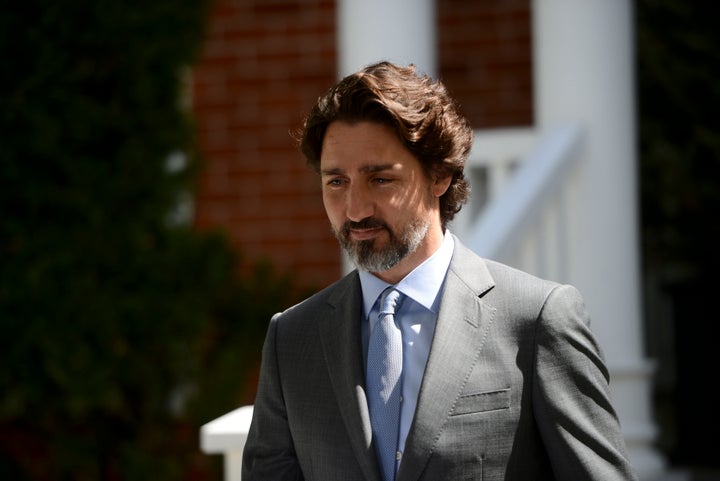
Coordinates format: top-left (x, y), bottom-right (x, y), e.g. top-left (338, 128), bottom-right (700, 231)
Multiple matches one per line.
top-left (334, 217), bottom-right (430, 273)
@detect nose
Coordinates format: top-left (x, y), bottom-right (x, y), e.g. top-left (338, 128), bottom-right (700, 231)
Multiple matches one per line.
top-left (345, 183), bottom-right (374, 222)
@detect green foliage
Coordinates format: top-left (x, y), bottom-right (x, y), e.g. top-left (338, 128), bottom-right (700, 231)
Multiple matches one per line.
top-left (0, 1), bottom-right (301, 479)
top-left (637, 0), bottom-right (720, 465)
top-left (637, 0), bottom-right (720, 278)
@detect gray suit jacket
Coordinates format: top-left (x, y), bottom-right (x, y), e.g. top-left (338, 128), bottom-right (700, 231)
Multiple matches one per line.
top-left (242, 238), bottom-right (638, 481)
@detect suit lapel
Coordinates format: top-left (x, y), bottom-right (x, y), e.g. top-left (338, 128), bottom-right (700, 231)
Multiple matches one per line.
top-left (318, 272), bottom-right (382, 481)
top-left (398, 240), bottom-right (496, 481)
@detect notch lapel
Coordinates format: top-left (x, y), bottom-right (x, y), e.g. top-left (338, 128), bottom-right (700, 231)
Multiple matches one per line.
top-left (318, 272), bottom-right (382, 481)
top-left (397, 241), bottom-right (496, 481)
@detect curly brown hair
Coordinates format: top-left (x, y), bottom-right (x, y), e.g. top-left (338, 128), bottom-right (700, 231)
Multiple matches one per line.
top-left (299, 61), bottom-right (473, 228)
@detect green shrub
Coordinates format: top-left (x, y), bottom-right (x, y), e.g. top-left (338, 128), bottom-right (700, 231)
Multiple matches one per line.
top-left (0, 1), bottom-right (300, 479)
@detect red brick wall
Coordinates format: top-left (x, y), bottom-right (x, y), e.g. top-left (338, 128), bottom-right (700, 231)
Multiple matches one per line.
top-left (191, 0), bottom-right (532, 289)
top-left (438, 0), bottom-right (533, 128)
top-left (191, 0), bottom-right (339, 289)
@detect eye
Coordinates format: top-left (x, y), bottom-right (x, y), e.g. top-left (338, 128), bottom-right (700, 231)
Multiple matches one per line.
top-left (373, 177), bottom-right (392, 184)
top-left (325, 177), bottom-right (345, 187)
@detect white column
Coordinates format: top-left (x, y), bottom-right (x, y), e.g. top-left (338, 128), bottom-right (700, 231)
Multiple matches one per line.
top-left (337, 0), bottom-right (437, 275)
top-left (337, 0), bottom-right (436, 77)
top-left (533, 1), bottom-right (665, 479)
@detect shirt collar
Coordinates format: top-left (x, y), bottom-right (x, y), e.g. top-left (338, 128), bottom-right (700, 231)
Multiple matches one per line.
top-left (359, 232), bottom-right (455, 318)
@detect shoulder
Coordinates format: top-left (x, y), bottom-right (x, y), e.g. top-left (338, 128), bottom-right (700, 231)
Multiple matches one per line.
top-left (480, 258), bottom-right (590, 333)
top-left (451, 238), bottom-right (583, 319)
top-left (484, 258), bottom-right (559, 294)
top-left (450, 236), bottom-right (559, 298)
top-left (273, 270), bottom-right (361, 323)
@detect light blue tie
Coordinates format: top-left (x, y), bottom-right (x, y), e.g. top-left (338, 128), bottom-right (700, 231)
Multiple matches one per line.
top-left (367, 288), bottom-right (404, 481)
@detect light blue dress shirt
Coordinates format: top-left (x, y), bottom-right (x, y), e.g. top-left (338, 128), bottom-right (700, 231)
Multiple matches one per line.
top-left (359, 232), bottom-right (455, 461)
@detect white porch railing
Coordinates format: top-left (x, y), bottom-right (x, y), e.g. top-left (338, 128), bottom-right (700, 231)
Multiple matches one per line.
top-left (200, 404), bottom-right (254, 481)
top-left (199, 125), bottom-right (583, 481)
top-left (460, 124), bottom-right (583, 280)
top-left (451, 126), bottom-right (537, 241)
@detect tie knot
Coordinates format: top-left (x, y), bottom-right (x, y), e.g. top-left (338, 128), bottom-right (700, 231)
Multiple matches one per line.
top-left (380, 288), bottom-right (402, 316)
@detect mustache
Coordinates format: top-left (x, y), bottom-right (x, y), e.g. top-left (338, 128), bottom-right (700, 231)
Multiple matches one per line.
top-left (341, 218), bottom-right (390, 236)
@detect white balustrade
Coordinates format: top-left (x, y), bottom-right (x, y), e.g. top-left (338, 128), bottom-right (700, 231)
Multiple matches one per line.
top-left (452, 127), bottom-right (536, 241)
top-left (200, 405), bottom-right (254, 481)
top-left (464, 123), bottom-right (583, 281)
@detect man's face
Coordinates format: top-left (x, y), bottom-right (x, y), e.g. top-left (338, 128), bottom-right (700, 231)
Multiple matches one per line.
top-left (320, 121), bottom-right (449, 282)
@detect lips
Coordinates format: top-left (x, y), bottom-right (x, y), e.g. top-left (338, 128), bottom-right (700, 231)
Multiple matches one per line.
top-left (349, 227), bottom-right (385, 241)
top-left (342, 218), bottom-right (389, 242)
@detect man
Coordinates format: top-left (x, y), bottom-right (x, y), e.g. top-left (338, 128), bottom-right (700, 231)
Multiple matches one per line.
top-left (242, 61), bottom-right (638, 481)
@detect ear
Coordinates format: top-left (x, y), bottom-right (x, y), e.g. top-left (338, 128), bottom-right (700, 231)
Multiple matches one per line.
top-left (431, 174), bottom-right (452, 197)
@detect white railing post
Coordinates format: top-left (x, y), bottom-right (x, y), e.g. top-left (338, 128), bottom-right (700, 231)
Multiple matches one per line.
top-left (200, 405), bottom-right (254, 481)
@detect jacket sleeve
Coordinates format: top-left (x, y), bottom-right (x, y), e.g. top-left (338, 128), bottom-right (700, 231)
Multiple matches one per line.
top-left (532, 284), bottom-right (639, 481)
top-left (242, 313), bottom-right (305, 481)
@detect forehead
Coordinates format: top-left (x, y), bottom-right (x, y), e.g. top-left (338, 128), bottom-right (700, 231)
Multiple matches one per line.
top-left (320, 121), bottom-right (417, 171)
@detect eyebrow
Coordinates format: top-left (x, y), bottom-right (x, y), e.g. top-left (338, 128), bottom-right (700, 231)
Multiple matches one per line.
top-left (321, 163), bottom-right (396, 176)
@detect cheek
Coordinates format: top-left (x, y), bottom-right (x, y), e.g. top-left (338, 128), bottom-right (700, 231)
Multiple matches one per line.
top-left (322, 191), bottom-right (343, 221)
